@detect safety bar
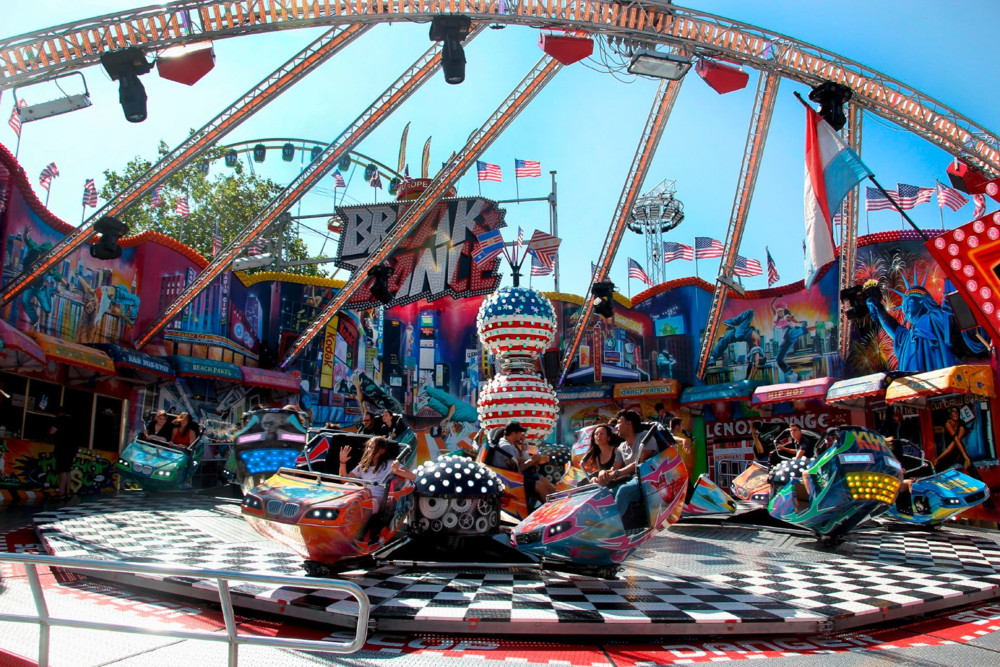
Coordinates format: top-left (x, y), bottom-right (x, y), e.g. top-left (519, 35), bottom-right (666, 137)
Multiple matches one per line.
top-left (0, 552), bottom-right (369, 667)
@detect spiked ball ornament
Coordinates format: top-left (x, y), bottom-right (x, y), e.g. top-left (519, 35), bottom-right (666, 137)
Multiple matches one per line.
top-left (769, 456), bottom-right (817, 486)
top-left (477, 371), bottom-right (559, 442)
top-left (477, 286), bottom-right (557, 360)
top-left (412, 456), bottom-right (504, 535)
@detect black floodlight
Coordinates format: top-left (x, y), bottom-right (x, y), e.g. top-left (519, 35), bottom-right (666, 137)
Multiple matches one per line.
top-left (90, 215), bottom-right (129, 260)
top-left (430, 15), bottom-right (473, 85)
top-left (368, 263), bottom-right (397, 305)
top-left (808, 81), bottom-right (853, 132)
top-left (100, 47), bottom-right (153, 123)
top-left (592, 281), bottom-right (616, 319)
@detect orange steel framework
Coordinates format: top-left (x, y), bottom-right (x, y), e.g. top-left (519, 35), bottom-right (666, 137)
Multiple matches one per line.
top-left (2, 2), bottom-right (997, 178)
top-left (838, 104), bottom-right (863, 360)
top-left (279, 55), bottom-right (565, 369)
top-left (557, 76), bottom-right (684, 387)
top-left (132, 28), bottom-right (485, 349)
top-left (0, 24), bottom-right (369, 311)
top-left (695, 71), bottom-right (780, 381)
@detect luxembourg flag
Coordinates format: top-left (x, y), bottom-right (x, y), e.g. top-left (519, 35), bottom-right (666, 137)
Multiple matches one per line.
top-left (804, 105), bottom-right (871, 288)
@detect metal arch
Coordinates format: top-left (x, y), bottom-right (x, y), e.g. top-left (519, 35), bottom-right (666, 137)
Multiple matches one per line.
top-left (0, 23), bottom-right (370, 310)
top-left (2, 2), bottom-right (997, 175)
top-left (695, 70), bottom-right (780, 381)
top-left (133, 27), bottom-right (486, 349)
top-left (558, 76), bottom-right (684, 387)
top-left (280, 55), bottom-right (565, 369)
top-left (838, 103), bottom-right (863, 361)
top-left (218, 139), bottom-right (403, 179)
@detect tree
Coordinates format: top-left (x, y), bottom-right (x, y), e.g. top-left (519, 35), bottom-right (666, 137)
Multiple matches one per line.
top-left (99, 140), bottom-right (321, 276)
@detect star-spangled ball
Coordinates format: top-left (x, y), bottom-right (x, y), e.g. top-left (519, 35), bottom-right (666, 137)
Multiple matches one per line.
top-left (477, 286), bottom-right (557, 360)
top-left (477, 371), bottom-right (559, 442)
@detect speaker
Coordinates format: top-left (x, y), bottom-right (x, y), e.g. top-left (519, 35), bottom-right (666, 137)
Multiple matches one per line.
top-left (542, 350), bottom-right (560, 380)
top-left (947, 160), bottom-right (992, 195)
top-left (947, 291), bottom-right (979, 331)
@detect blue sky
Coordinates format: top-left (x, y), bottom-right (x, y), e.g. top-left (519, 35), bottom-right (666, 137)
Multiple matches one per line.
top-left (3, 1), bottom-right (999, 299)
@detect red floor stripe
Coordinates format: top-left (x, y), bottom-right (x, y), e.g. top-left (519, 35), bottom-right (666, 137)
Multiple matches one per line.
top-left (0, 647), bottom-right (37, 667)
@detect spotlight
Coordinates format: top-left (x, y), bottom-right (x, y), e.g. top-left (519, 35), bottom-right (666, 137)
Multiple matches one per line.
top-left (840, 281), bottom-right (881, 321)
top-left (100, 47), bottom-right (153, 123)
top-left (89, 215), bottom-right (129, 260)
top-left (368, 263), bottom-right (397, 305)
top-left (627, 50), bottom-right (692, 80)
top-left (592, 281), bottom-right (616, 319)
top-left (808, 81), bottom-right (852, 132)
top-left (430, 15), bottom-right (472, 85)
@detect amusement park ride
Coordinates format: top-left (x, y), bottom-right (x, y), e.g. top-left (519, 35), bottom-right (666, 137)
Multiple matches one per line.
top-left (8, 0), bottom-right (1000, 655)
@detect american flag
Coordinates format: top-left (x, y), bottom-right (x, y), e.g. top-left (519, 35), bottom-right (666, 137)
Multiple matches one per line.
top-left (247, 237), bottom-right (266, 256)
top-left (514, 159), bottom-right (541, 178)
top-left (896, 183), bottom-right (935, 210)
top-left (530, 250), bottom-right (553, 276)
top-left (82, 179), bottom-right (98, 208)
top-left (662, 241), bottom-right (693, 262)
top-left (8, 100), bottom-right (26, 136)
top-left (694, 236), bottom-right (723, 259)
top-left (974, 194), bottom-right (986, 218)
top-left (175, 196), bottom-right (190, 217)
top-left (476, 160), bottom-right (502, 182)
top-left (332, 170), bottom-right (346, 188)
top-left (527, 229), bottom-right (560, 270)
top-left (38, 162), bottom-right (59, 191)
top-left (733, 255), bottom-right (762, 277)
top-left (866, 186), bottom-right (897, 211)
top-left (369, 169), bottom-right (383, 189)
top-left (151, 184), bottom-right (164, 207)
top-left (627, 258), bottom-right (653, 286)
top-left (766, 247), bottom-right (779, 286)
top-left (472, 229), bottom-right (505, 264)
top-left (212, 233), bottom-right (223, 257)
top-left (936, 180), bottom-right (968, 212)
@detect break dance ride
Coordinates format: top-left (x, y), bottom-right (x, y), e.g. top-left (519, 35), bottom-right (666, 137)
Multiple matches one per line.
top-left (226, 407), bottom-right (312, 494)
top-left (115, 414), bottom-right (204, 492)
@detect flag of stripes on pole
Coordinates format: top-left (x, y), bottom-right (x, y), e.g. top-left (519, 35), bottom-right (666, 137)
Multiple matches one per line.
top-left (530, 250), bottom-right (553, 275)
top-left (733, 255), bottom-right (762, 277)
top-left (82, 179), bottom-right (98, 208)
top-left (369, 170), bottom-right (383, 189)
top-left (332, 170), bottom-right (346, 188)
top-left (150, 184), bottom-right (164, 207)
top-left (628, 258), bottom-right (653, 286)
top-left (38, 162), bottom-right (59, 191)
top-left (175, 196), bottom-right (190, 217)
top-left (694, 237), bottom-right (724, 259)
top-left (865, 187), bottom-right (897, 211)
top-left (895, 183), bottom-right (935, 210)
top-left (766, 247), bottom-right (779, 286)
top-left (472, 229), bottom-right (505, 264)
top-left (476, 160), bottom-right (502, 182)
top-left (527, 230), bottom-right (560, 271)
top-left (936, 180), bottom-right (969, 212)
top-left (212, 233), bottom-right (223, 257)
top-left (8, 100), bottom-right (26, 136)
top-left (514, 159), bottom-right (541, 178)
top-left (974, 194), bottom-right (987, 219)
top-left (662, 241), bottom-right (693, 262)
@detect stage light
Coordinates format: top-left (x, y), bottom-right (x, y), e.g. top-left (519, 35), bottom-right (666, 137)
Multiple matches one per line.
top-left (233, 253), bottom-right (274, 271)
top-left (90, 216), bottom-right (129, 260)
top-left (430, 15), bottom-right (472, 85)
top-left (808, 81), bottom-right (852, 132)
top-left (627, 50), bottom-right (691, 80)
top-left (717, 273), bottom-right (746, 296)
top-left (368, 264), bottom-right (397, 305)
top-left (100, 47), bottom-right (153, 123)
top-left (841, 281), bottom-right (881, 321)
top-left (592, 281), bottom-right (616, 319)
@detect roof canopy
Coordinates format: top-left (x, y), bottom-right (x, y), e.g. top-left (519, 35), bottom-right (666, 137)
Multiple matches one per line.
top-left (89, 343), bottom-right (175, 382)
top-left (239, 366), bottom-right (300, 392)
top-left (885, 365), bottom-right (995, 406)
top-left (0, 320), bottom-right (46, 370)
top-left (30, 332), bottom-right (114, 377)
top-left (167, 355), bottom-right (242, 382)
top-left (752, 377), bottom-right (836, 406)
top-left (681, 380), bottom-right (763, 406)
top-left (826, 372), bottom-right (898, 408)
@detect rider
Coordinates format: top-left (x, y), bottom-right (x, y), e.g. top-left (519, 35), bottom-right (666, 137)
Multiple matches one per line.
top-left (494, 422), bottom-right (555, 506)
top-left (770, 423), bottom-right (814, 466)
top-left (338, 436), bottom-right (416, 542)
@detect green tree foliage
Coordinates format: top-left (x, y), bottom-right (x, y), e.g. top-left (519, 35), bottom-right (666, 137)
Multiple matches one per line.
top-left (99, 140), bottom-right (320, 276)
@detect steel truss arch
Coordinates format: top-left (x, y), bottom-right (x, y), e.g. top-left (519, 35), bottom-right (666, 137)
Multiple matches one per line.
top-left (1, 1), bottom-right (997, 175)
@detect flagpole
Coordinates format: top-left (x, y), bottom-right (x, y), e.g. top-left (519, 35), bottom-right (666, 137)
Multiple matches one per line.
top-left (14, 131), bottom-right (22, 160)
top-left (867, 176), bottom-right (930, 241)
top-left (693, 238), bottom-right (699, 279)
top-left (515, 168), bottom-right (520, 202)
top-left (478, 178), bottom-right (482, 197)
top-left (81, 202), bottom-right (86, 226)
top-left (44, 187), bottom-right (51, 208)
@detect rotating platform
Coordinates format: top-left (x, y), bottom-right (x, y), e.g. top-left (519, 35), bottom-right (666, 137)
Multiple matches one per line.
top-left (31, 495), bottom-right (1000, 637)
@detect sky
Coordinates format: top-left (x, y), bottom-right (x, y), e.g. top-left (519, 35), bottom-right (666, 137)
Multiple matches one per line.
top-left (2, 1), bottom-right (999, 301)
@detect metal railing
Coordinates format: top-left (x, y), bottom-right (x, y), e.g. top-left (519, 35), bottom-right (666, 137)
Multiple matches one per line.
top-left (0, 552), bottom-right (370, 667)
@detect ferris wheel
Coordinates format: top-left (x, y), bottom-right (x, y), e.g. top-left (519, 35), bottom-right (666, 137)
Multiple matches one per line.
top-left (0, 1), bottom-right (996, 380)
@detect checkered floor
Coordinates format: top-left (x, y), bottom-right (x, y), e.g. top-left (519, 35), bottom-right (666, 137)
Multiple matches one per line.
top-left (29, 495), bottom-right (1000, 634)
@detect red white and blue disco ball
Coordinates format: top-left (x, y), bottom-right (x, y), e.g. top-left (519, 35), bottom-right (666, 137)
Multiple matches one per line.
top-left (477, 371), bottom-right (559, 442)
top-left (477, 286), bottom-right (557, 359)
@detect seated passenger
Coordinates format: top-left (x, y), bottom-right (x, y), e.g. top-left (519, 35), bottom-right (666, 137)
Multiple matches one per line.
top-left (581, 424), bottom-right (620, 485)
top-left (495, 422), bottom-right (556, 505)
top-left (381, 409), bottom-right (410, 441)
top-left (769, 424), bottom-right (814, 466)
top-left (170, 412), bottom-right (199, 448)
top-left (597, 409), bottom-right (659, 486)
top-left (143, 410), bottom-right (175, 442)
top-left (358, 412), bottom-right (383, 436)
top-left (337, 436), bottom-right (416, 513)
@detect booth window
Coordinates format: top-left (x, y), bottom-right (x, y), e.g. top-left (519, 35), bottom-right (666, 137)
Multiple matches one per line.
top-left (62, 388), bottom-right (95, 449)
top-left (94, 395), bottom-right (124, 451)
top-left (0, 373), bottom-right (26, 437)
top-left (23, 379), bottom-right (62, 442)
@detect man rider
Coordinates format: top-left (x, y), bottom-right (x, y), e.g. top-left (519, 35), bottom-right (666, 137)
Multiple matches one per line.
top-left (597, 409), bottom-right (659, 486)
top-left (771, 423), bottom-right (814, 465)
top-left (494, 422), bottom-right (555, 505)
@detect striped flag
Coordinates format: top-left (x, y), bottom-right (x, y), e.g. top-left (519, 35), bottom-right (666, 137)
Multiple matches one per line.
top-left (694, 236), bottom-right (724, 259)
top-left (733, 255), bottom-right (762, 277)
top-left (936, 180), bottom-right (968, 212)
top-left (212, 233), bottom-right (223, 257)
top-left (766, 247), bottom-right (779, 286)
top-left (974, 194), bottom-right (986, 218)
top-left (175, 196), bottom-right (190, 217)
top-left (895, 183), bottom-right (935, 210)
top-left (332, 170), bottom-right (346, 188)
top-left (530, 250), bottom-right (553, 276)
top-left (472, 229), bottom-right (505, 264)
top-left (8, 100), bottom-right (26, 136)
top-left (151, 184), bottom-right (164, 207)
top-left (369, 170), bottom-right (383, 189)
top-left (476, 160), bottom-right (502, 182)
top-left (662, 241), bottom-right (693, 262)
top-left (38, 162), bottom-right (59, 191)
top-left (865, 186), bottom-right (897, 211)
top-left (82, 179), bottom-right (98, 208)
top-left (527, 230), bottom-right (560, 270)
top-left (514, 159), bottom-right (541, 178)
top-left (627, 258), bottom-right (653, 286)
top-left (516, 226), bottom-right (524, 257)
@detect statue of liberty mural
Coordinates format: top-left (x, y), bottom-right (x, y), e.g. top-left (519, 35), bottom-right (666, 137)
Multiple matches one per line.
top-left (865, 271), bottom-right (985, 373)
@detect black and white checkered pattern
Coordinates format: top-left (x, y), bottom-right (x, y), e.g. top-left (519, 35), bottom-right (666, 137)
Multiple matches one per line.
top-left (30, 494), bottom-right (1000, 631)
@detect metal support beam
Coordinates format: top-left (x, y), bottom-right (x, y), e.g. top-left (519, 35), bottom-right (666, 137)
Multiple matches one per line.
top-left (838, 103), bottom-right (863, 360)
top-left (279, 55), bottom-right (565, 369)
top-left (0, 24), bottom-right (369, 310)
top-left (133, 27), bottom-right (485, 348)
top-left (558, 77), bottom-right (684, 386)
top-left (695, 71), bottom-right (780, 380)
